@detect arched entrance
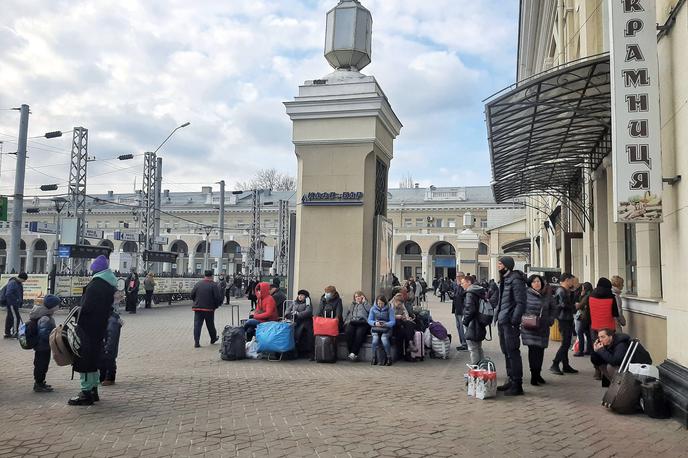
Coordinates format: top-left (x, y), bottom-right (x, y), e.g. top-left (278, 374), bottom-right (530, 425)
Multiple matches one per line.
top-left (119, 241), bottom-right (138, 272)
top-left (430, 242), bottom-right (456, 280)
top-left (395, 241), bottom-right (422, 280)
top-left (170, 240), bottom-right (189, 274)
top-left (223, 241), bottom-right (242, 275)
top-left (194, 241), bottom-right (208, 274)
top-left (31, 239), bottom-right (48, 273)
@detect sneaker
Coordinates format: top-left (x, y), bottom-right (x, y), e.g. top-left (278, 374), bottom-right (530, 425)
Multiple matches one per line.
top-left (210, 337), bottom-right (219, 345)
top-left (194, 343), bottom-right (201, 348)
top-left (348, 353), bottom-right (356, 361)
top-left (549, 363), bottom-right (564, 375)
top-left (504, 384), bottom-right (524, 396)
top-left (3, 334), bottom-right (13, 339)
top-left (33, 382), bottom-right (54, 393)
top-left (67, 390), bottom-right (94, 406)
top-left (456, 345), bottom-right (468, 351)
top-left (497, 380), bottom-right (512, 392)
top-left (562, 365), bottom-right (579, 374)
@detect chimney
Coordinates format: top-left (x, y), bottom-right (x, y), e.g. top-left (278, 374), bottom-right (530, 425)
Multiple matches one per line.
top-left (414, 183), bottom-right (419, 189)
top-left (107, 190), bottom-right (114, 198)
top-left (201, 186), bottom-right (212, 194)
top-left (163, 189), bottom-right (170, 198)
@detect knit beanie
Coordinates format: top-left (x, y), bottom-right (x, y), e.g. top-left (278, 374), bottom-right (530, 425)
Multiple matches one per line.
top-left (297, 289), bottom-right (310, 297)
top-left (43, 294), bottom-right (61, 309)
top-left (499, 256), bottom-right (515, 271)
top-left (271, 278), bottom-right (281, 288)
top-left (596, 277), bottom-right (612, 290)
top-left (90, 255), bottom-right (109, 273)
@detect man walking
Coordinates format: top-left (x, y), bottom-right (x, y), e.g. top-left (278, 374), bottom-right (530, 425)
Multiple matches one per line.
top-left (3, 272), bottom-right (28, 338)
top-left (191, 270), bottom-right (223, 348)
top-left (452, 272), bottom-right (468, 351)
top-left (495, 256), bottom-right (527, 396)
top-left (550, 273), bottom-right (579, 375)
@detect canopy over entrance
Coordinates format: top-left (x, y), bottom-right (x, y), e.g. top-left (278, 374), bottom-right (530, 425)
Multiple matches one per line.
top-left (485, 54), bottom-right (611, 203)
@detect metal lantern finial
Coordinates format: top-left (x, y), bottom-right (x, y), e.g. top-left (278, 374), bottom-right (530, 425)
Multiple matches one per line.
top-left (324, 0), bottom-right (372, 71)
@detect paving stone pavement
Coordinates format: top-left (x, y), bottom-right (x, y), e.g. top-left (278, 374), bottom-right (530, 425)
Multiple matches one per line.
top-left (1, 295), bottom-right (686, 458)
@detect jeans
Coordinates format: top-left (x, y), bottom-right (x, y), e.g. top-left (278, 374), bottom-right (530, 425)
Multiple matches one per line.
top-left (345, 322), bottom-right (369, 355)
top-left (371, 330), bottom-right (392, 360)
top-left (454, 314), bottom-right (467, 346)
top-left (243, 318), bottom-right (261, 341)
top-left (225, 289), bottom-right (231, 304)
top-left (527, 345), bottom-right (545, 374)
top-left (575, 319), bottom-right (593, 354)
top-left (144, 290), bottom-right (154, 308)
top-left (33, 349), bottom-right (51, 383)
top-left (466, 340), bottom-right (484, 365)
top-left (5, 304), bottom-right (21, 336)
top-left (498, 323), bottom-right (523, 384)
top-left (194, 311), bottom-right (217, 344)
top-left (554, 320), bottom-right (574, 365)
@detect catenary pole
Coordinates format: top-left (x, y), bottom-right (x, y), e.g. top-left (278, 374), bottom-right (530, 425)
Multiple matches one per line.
top-left (6, 104), bottom-right (29, 274)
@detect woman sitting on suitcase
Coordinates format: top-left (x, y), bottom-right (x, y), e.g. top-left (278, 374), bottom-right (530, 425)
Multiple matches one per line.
top-left (390, 293), bottom-right (417, 362)
top-left (243, 282), bottom-right (278, 341)
top-left (591, 328), bottom-right (652, 387)
top-left (343, 291), bottom-right (372, 362)
top-left (368, 295), bottom-right (395, 366)
top-left (284, 290), bottom-right (314, 359)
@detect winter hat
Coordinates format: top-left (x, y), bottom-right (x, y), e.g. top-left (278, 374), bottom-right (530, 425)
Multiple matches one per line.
top-left (297, 289), bottom-right (310, 298)
top-left (18, 272), bottom-right (28, 280)
top-left (90, 255), bottom-right (109, 273)
top-left (43, 294), bottom-right (61, 309)
top-left (271, 278), bottom-right (281, 288)
top-left (499, 256), bottom-right (515, 271)
top-left (596, 277), bottom-right (613, 290)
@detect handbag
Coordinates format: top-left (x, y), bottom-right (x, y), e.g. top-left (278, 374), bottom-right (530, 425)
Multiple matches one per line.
top-left (313, 311), bottom-right (339, 337)
top-left (521, 302), bottom-right (544, 331)
top-left (371, 326), bottom-right (389, 333)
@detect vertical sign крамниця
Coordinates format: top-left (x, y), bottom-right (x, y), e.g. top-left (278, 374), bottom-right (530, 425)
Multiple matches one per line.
top-left (609, 0), bottom-right (663, 223)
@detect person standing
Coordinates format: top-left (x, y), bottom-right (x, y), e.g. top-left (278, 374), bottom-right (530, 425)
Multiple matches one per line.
top-left (521, 275), bottom-right (555, 386)
top-left (461, 275), bottom-right (488, 365)
top-left (124, 268), bottom-right (140, 314)
top-left (190, 270), bottom-right (223, 348)
top-left (30, 294), bottom-right (60, 393)
top-left (234, 275), bottom-right (244, 299)
top-left (574, 282), bottom-right (593, 356)
top-left (495, 256), bottom-right (527, 396)
top-left (143, 272), bottom-right (156, 309)
top-left (452, 272), bottom-right (468, 351)
top-left (3, 272), bottom-right (27, 338)
top-left (549, 273), bottom-right (578, 375)
top-left (246, 277), bottom-right (258, 310)
top-left (69, 256), bottom-right (117, 406)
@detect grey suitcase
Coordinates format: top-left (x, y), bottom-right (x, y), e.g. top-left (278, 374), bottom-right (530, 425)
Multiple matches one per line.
top-left (314, 335), bottom-right (336, 363)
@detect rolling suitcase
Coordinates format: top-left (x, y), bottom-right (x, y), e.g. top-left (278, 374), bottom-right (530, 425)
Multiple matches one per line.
top-left (314, 335), bottom-right (336, 363)
top-left (640, 381), bottom-right (671, 419)
top-left (220, 326), bottom-right (246, 361)
top-left (602, 338), bottom-right (642, 414)
top-left (410, 330), bottom-right (425, 360)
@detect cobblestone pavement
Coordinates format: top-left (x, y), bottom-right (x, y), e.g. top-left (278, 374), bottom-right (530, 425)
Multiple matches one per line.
top-left (1, 295), bottom-right (686, 458)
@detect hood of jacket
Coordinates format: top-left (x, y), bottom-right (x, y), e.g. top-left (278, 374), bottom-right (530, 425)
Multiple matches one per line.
top-left (466, 284), bottom-right (486, 297)
top-left (256, 281), bottom-right (271, 299)
top-left (94, 269), bottom-right (119, 288)
top-left (29, 304), bottom-right (56, 320)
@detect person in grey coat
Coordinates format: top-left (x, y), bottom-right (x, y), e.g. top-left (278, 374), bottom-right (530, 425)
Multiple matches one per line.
top-left (521, 274), bottom-right (555, 386)
top-left (344, 291), bottom-right (372, 361)
top-left (461, 276), bottom-right (488, 365)
top-left (284, 289), bottom-right (314, 359)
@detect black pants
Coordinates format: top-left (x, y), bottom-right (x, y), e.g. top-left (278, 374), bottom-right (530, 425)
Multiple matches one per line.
top-left (498, 323), bottom-right (523, 384)
top-left (5, 304), bottom-right (21, 336)
top-left (527, 345), bottom-right (545, 374)
top-left (393, 321), bottom-right (416, 355)
top-left (440, 292), bottom-right (446, 302)
top-left (145, 290), bottom-right (154, 308)
top-left (345, 322), bottom-right (370, 355)
top-left (294, 322), bottom-right (314, 357)
top-left (576, 319), bottom-right (593, 354)
top-left (193, 311), bottom-right (217, 344)
top-left (225, 289), bottom-right (231, 305)
top-left (34, 349), bottom-right (51, 383)
top-left (99, 358), bottom-right (117, 382)
top-left (554, 320), bottom-right (574, 365)
top-left (125, 293), bottom-right (137, 313)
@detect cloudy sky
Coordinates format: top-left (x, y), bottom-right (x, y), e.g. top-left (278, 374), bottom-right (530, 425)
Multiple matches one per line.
top-left (0, 0), bottom-right (518, 197)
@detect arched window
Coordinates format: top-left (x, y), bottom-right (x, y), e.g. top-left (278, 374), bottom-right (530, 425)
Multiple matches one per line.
top-left (478, 242), bottom-right (489, 255)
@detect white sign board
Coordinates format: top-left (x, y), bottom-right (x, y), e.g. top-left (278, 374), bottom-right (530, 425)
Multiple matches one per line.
top-left (60, 218), bottom-right (79, 245)
top-left (609, 0), bottom-right (663, 223)
top-left (210, 239), bottom-right (223, 258)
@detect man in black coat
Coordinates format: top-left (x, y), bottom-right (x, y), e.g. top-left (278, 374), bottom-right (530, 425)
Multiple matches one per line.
top-left (550, 273), bottom-right (578, 375)
top-left (452, 272), bottom-right (467, 351)
top-left (191, 270), bottom-right (223, 348)
top-left (69, 255), bottom-right (117, 406)
top-left (495, 256), bottom-right (527, 396)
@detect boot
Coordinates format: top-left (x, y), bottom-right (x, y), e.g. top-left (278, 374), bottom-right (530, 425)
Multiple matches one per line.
top-left (68, 390), bottom-right (94, 406)
top-left (384, 357), bottom-right (393, 366)
top-left (33, 382), bottom-right (54, 393)
top-left (504, 382), bottom-right (524, 396)
top-left (371, 356), bottom-right (378, 366)
top-left (593, 367), bottom-right (602, 380)
top-left (91, 387), bottom-right (100, 402)
top-left (497, 380), bottom-right (512, 392)
top-left (562, 364), bottom-right (579, 374)
top-left (530, 373), bottom-right (539, 386)
top-left (601, 376), bottom-right (611, 388)
top-left (549, 362), bottom-right (564, 375)
top-left (535, 373), bottom-right (547, 385)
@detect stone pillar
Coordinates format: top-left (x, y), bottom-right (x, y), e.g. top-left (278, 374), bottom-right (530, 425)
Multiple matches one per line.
top-left (421, 254), bottom-right (431, 284)
top-left (25, 248), bottom-right (34, 273)
top-left (46, 249), bottom-right (54, 273)
top-left (187, 253), bottom-right (195, 274)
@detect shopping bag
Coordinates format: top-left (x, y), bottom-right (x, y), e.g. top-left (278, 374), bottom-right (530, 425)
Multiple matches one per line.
top-left (573, 338), bottom-right (580, 353)
top-left (465, 365), bottom-right (480, 397)
top-left (245, 337), bottom-right (261, 359)
top-left (256, 321), bottom-right (295, 353)
top-left (475, 361), bottom-right (497, 400)
top-left (313, 315), bottom-right (339, 337)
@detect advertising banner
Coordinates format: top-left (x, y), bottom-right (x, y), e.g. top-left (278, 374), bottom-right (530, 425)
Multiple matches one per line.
top-left (0, 274), bottom-right (49, 301)
top-left (609, 0), bottom-right (663, 223)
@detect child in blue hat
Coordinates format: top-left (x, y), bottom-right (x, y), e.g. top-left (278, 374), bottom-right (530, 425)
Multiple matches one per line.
top-left (29, 294), bottom-right (60, 392)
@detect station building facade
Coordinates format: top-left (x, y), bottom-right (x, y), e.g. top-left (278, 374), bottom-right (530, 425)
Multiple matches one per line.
top-left (486, 0), bottom-right (688, 425)
top-left (0, 185), bottom-right (526, 284)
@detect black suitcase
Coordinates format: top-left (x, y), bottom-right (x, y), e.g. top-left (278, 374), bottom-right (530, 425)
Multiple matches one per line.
top-left (220, 326), bottom-right (246, 361)
top-left (314, 335), bottom-right (336, 363)
top-left (640, 381), bottom-right (671, 419)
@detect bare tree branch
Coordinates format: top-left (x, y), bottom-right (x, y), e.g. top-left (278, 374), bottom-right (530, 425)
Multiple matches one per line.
top-left (235, 168), bottom-right (296, 192)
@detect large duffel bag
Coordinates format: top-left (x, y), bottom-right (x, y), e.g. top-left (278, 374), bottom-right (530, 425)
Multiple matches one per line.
top-left (602, 338), bottom-right (643, 414)
top-left (256, 321), bottom-right (295, 354)
top-left (220, 325), bottom-right (246, 361)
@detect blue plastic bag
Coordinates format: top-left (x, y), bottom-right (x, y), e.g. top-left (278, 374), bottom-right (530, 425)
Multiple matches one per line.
top-left (256, 321), bottom-right (295, 353)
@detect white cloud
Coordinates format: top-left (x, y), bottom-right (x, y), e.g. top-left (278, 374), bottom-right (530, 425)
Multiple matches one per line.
top-left (0, 0), bottom-right (517, 196)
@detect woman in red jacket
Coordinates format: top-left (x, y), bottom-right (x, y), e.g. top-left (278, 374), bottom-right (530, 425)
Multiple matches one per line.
top-left (243, 282), bottom-right (277, 341)
top-left (588, 277), bottom-right (619, 379)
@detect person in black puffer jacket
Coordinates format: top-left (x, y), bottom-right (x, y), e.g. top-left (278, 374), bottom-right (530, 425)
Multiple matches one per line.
top-left (461, 275), bottom-right (487, 365)
top-left (521, 274), bottom-right (556, 386)
top-left (591, 328), bottom-right (652, 386)
top-left (550, 273), bottom-right (578, 376)
top-left (495, 256), bottom-right (527, 396)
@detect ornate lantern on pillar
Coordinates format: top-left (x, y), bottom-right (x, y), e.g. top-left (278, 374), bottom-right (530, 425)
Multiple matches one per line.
top-left (324, 0), bottom-right (372, 71)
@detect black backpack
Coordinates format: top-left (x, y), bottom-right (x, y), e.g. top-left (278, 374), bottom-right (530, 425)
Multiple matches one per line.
top-left (0, 278), bottom-right (15, 306)
top-left (220, 326), bottom-right (246, 361)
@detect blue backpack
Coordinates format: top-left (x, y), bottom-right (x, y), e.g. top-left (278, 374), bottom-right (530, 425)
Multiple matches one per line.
top-left (18, 319), bottom-right (38, 350)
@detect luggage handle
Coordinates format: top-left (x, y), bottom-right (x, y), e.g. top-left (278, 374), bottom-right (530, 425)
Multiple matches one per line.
top-left (620, 339), bottom-right (639, 373)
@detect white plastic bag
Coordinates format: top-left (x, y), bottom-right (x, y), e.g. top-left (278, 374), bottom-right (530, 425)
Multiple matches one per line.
top-left (138, 299), bottom-right (145, 309)
top-left (245, 338), bottom-right (260, 359)
top-left (474, 361), bottom-right (497, 400)
top-left (465, 365), bottom-right (479, 397)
